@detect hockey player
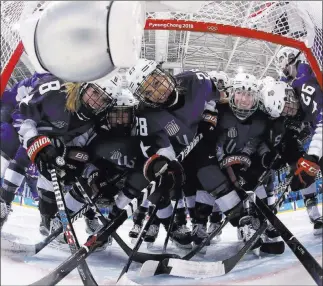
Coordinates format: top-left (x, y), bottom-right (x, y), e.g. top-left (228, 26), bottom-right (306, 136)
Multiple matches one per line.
top-left (261, 76), bottom-right (322, 235)
top-left (126, 59), bottom-right (219, 249)
top-left (190, 73), bottom-right (270, 251)
top-left (0, 73), bottom-right (49, 227)
top-left (276, 47), bottom-right (322, 235)
top-left (0, 73), bottom-right (122, 240)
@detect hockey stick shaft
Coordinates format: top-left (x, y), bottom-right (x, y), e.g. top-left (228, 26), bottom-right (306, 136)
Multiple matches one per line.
top-left (76, 177), bottom-right (181, 262)
top-left (29, 133), bottom-right (204, 286)
top-left (74, 178), bottom-right (180, 263)
top-left (117, 193), bottom-right (163, 281)
top-left (47, 169), bottom-right (98, 286)
top-left (163, 196), bottom-right (180, 253)
top-left (228, 166), bottom-right (323, 286)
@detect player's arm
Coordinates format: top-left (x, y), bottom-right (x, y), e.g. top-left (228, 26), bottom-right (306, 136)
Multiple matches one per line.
top-left (137, 118), bottom-right (185, 193)
top-left (290, 82), bottom-right (322, 190)
top-left (300, 82), bottom-right (323, 161)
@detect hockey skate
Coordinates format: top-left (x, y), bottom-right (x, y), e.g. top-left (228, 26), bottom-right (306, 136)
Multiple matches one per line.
top-left (129, 206), bottom-right (147, 244)
top-left (169, 223), bottom-right (192, 249)
top-left (238, 215), bottom-right (263, 256)
top-left (305, 196), bottom-right (323, 235)
top-left (144, 224), bottom-right (160, 249)
top-left (260, 222), bottom-right (285, 255)
top-left (39, 215), bottom-right (67, 246)
top-left (207, 222), bottom-right (222, 244)
top-left (313, 217), bottom-right (323, 235)
top-left (84, 216), bottom-right (111, 250)
top-left (192, 223), bottom-right (209, 254)
top-left (129, 224), bottom-right (142, 244)
top-left (0, 198), bottom-right (11, 231)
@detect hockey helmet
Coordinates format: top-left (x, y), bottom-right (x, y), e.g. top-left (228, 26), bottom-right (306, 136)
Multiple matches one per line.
top-left (126, 59), bottom-right (177, 109)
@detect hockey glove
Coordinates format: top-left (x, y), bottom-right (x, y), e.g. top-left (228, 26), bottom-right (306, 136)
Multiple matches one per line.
top-left (290, 154), bottom-right (320, 191)
top-left (143, 154), bottom-right (186, 192)
top-left (27, 136), bottom-right (64, 181)
top-left (219, 154), bottom-right (252, 171)
top-left (198, 109), bottom-right (218, 144)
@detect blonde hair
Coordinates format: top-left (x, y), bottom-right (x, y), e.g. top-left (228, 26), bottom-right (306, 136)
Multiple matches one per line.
top-left (64, 82), bottom-right (82, 112)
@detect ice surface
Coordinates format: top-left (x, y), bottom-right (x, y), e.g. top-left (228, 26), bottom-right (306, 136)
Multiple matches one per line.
top-left (1, 205), bottom-right (322, 285)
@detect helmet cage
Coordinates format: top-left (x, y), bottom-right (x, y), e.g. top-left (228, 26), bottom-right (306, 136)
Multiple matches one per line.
top-left (134, 67), bottom-right (176, 108)
top-left (229, 88), bottom-right (259, 120)
top-left (281, 88), bottom-right (299, 117)
top-left (80, 83), bottom-right (116, 115)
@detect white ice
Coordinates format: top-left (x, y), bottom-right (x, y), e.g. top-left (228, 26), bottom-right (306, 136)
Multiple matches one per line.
top-left (1, 205), bottom-right (322, 285)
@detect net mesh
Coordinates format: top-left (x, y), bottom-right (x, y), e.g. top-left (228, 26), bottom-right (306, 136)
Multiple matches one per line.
top-left (0, 0), bottom-right (321, 200)
top-left (145, 1), bottom-right (322, 71)
top-left (0, 1), bottom-right (322, 88)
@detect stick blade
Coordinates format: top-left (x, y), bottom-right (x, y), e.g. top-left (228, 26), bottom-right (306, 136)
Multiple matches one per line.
top-left (116, 273), bottom-right (141, 285)
top-left (1, 232), bottom-right (36, 255)
top-left (139, 260), bottom-right (161, 277)
top-left (167, 258), bottom-right (226, 278)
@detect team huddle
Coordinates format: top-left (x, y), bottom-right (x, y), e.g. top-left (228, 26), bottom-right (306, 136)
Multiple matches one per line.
top-left (1, 45), bottom-right (322, 260)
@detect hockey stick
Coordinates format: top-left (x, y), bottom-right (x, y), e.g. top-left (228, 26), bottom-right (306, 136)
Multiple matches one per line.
top-left (43, 168), bottom-right (98, 286)
top-left (117, 191), bottom-right (163, 283)
top-left (75, 177), bottom-right (180, 263)
top-left (1, 203), bottom-right (92, 255)
top-left (138, 164), bottom-right (292, 278)
top-left (163, 196), bottom-right (180, 253)
top-left (227, 165), bottom-right (323, 286)
top-left (29, 133), bottom-right (204, 286)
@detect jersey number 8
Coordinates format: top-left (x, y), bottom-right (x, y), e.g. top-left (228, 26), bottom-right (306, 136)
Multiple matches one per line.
top-left (39, 80), bottom-right (61, 95)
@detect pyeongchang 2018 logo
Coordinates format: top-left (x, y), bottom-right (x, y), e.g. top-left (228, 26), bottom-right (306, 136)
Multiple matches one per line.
top-left (148, 22), bottom-right (194, 30)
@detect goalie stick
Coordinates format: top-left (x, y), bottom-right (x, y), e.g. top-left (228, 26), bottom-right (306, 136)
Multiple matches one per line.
top-left (29, 133), bottom-right (204, 286)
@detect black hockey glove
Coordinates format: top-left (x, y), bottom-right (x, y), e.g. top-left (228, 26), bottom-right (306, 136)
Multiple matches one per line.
top-left (290, 154), bottom-right (320, 191)
top-left (197, 109), bottom-right (218, 144)
top-left (27, 136), bottom-right (64, 181)
top-left (143, 154), bottom-right (186, 193)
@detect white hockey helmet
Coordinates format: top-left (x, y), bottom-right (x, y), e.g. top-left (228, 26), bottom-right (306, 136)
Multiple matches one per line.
top-left (106, 88), bottom-right (138, 135)
top-left (274, 47), bottom-right (306, 77)
top-left (78, 73), bottom-right (122, 117)
top-left (126, 59), bottom-right (176, 108)
top-left (208, 71), bottom-right (231, 91)
top-left (229, 73), bottom-right (259, 120)
top-left (261, 81), bottom-right (299, 118)
top-left (257, 76), bottom-right (275, 92)
top-left (19, 1), bottom-right (145, 82)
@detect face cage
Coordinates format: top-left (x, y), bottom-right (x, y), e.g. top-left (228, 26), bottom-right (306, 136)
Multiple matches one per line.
top-left (134, 68), bottom-right (176, 108)
top-left (229, 89), bottom-right (259, 120)
top-left (106, 106), bottom-right (135, 133)
top-left (281, 89), bottom-right (300, 117)
top-left (277, 52), bottom-right (300, 77)
top-left (81, 83), bottom-right (116, 115)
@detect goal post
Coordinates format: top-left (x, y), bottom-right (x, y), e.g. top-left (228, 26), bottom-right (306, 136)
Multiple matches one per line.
top-left (0, 1), bottom-right (322, 94)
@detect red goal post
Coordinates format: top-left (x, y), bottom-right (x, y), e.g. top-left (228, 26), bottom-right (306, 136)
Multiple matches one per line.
top-left (144, 18), bottom-right (322, 88)
top-left (1, 1), bottom-right (322, 95)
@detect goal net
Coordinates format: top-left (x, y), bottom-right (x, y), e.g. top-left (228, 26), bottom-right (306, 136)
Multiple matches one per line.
top-left (1, 1), bottom-right (322, 93)
top-left (0, 1), bottom-right (322, 195)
